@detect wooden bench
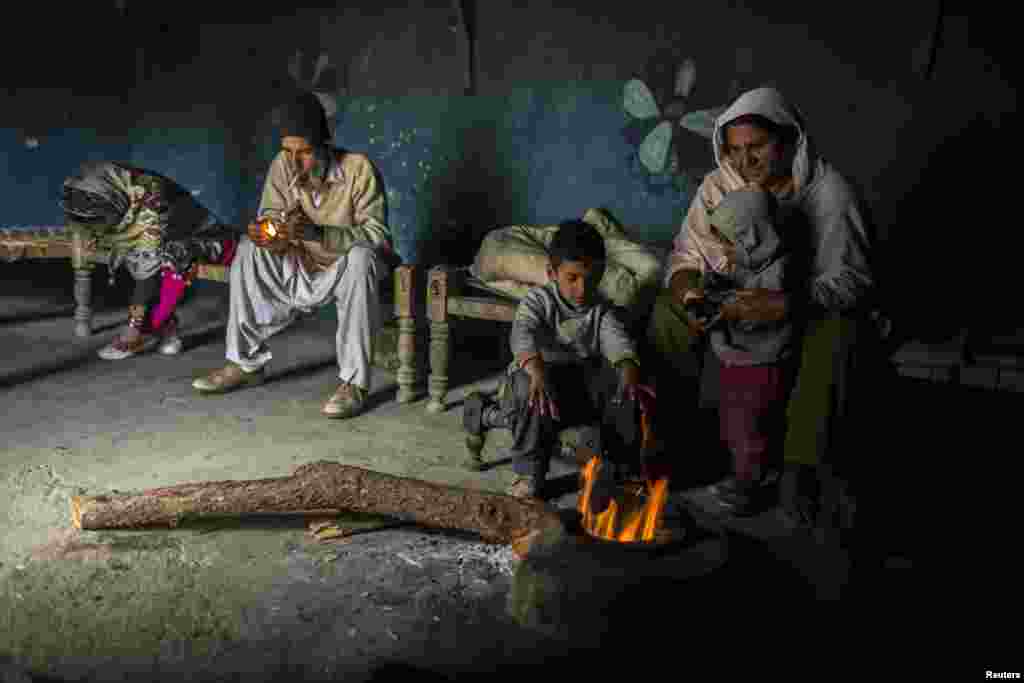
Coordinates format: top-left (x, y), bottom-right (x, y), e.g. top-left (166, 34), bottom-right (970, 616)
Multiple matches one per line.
top-left (425, 265), bottom-right (518, 414)
top-left (1, 225), bottom-right (422, 403)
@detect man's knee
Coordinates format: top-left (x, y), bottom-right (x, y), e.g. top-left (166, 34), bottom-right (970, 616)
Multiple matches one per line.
top-left (236, 235), bottom-right (257, 257)
top-left (647, 291), bottom-right (675, 332)
top-left (230, 237), bottom-right (257, 273)
top-left (346, 244), bottom-right (378, 279)
top-left (645, 290), bottom-right (703, 382)
top-left (648, 292), bottom-right (695, 348)
top-left (508, 369), bottom-right (532, 402)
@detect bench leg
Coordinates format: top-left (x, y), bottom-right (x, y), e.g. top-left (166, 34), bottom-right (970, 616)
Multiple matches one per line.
top-left (393, 265), bottom-right (421, 404)
top-left (427, 318), bottom-right (450, 413)
top-left (73, 266), bottom-right (93, 337)
top-left (70, 225), bottom-right (94, 337)
top-left (396, 316), bottom-right (418, 403)
top-left (426, 266), bottom-right (452, 413)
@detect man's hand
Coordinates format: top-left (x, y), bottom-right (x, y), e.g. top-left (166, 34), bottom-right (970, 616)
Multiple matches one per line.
top-left (681, 290), bottom-right (710, 335)
top-left (524, 357), bottom-right (560, 420)
top-left (247, 221), bottom-right (272, 248)
top-left (247, 208), bottom-right (313, 252)
top-left (279, 205), bottom-right (313, 242)
top-left (267, 220), bottom-right (305, 244)
top-left (669, 270), bottom-right (698, 305)
top-left (247, 221), bottom-right (291, 254)
top-left (720, 289), bottom-right (789, 323)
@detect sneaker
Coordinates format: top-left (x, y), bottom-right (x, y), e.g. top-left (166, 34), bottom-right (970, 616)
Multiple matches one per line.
top-left (463, 392), bottom-right (488, 436)
top-left (714, 489), bottom-right (756, 516)
top-left (463, 392), bottom-right (506, 436)
top-left (709, 468), bottom-right (780, 499)
top-left (97, 331), bottom-right (157, 360)
top-left (708, 477), bottom-right (739, 497)
top-left (322, 382), bottom-right (368, 419)
top-left (192, 362), bottom-right (265, 394)
top-left (507, 474), bottom-right (544, 500)
top-left (158, 336), bottom-right (184, 356)
top-left (156, 315), bottom-right (183, 356)
top-left (711, 478), bottom-right (765, 517)
top-left (779, 464), bottom-right (820, 527)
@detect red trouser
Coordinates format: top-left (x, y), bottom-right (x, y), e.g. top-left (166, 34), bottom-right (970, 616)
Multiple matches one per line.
top-left (718, 363), bottom-right (792, 483)
top-left (149, 239), bottom-right (238, 331)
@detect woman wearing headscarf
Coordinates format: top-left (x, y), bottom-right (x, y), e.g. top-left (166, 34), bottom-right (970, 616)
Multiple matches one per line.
top-left (191, 92), bottom-right (397, 420)
top-left (60, 162), bottom-right (238, 359)
top-left (648, 87), bottom-right (879, 530)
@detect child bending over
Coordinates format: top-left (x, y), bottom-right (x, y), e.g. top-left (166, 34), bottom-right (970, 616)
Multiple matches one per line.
top-left (463, 219), bottom-right (652, 500)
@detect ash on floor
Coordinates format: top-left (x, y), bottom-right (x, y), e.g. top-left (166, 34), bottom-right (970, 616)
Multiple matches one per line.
top-left (201, 527), bottom-right (545, 682)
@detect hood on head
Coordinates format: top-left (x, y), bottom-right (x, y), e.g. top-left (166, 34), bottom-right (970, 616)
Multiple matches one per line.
top-left (710, 186), bottom-right (783, 271)
top-left (712, 87), bottom-right (817, 191)
top-left (60, 161), bottom-right (133, 221)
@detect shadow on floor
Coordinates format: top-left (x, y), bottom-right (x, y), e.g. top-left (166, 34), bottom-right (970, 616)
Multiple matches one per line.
top-left (0, 307), bottom-right (76, 326)
top-left (0, 344), bottom-right (111, 389)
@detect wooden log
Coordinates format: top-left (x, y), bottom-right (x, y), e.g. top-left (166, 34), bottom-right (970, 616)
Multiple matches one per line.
top-left (70, 460), bottom-right (561, 545)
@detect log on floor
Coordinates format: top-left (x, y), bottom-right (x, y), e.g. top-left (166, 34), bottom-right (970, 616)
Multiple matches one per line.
top-left (70, 460), bottom-right (562, 545)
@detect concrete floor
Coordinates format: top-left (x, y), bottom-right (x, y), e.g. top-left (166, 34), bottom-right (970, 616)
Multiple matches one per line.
top-left (0, 260), bottom-right (922, 681)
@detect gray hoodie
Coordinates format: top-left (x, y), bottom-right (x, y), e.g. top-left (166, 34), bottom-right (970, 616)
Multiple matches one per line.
top-left (508, 280), bottom-right (639, 370)
top-left (705, 187), bottom-right (795, 366)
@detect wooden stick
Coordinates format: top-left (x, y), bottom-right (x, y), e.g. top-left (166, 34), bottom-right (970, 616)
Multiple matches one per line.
top-left (70, 460), bottom-right (561, 545)
top-left (924, 0), bottom-right (946, 81)
top-left (450, 0), bottom-right (476, 95)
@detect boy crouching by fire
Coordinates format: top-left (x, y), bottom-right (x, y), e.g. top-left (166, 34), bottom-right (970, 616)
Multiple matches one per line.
top-left (463, 219), bottom-right (655, 500)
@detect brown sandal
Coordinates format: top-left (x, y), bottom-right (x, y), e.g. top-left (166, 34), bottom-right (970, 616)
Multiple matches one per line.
top-left (192, 362), bottom-right (265, 394)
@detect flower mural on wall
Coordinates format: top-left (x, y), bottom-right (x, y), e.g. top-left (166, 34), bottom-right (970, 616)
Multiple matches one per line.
top-left (621, 57), bottom-right (727, 196)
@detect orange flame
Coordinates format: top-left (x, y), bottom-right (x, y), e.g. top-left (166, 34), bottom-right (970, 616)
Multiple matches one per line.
top-left (260, 219), bottom-right (278, 239)
top-left (577, 441), bottom-right (668, 543)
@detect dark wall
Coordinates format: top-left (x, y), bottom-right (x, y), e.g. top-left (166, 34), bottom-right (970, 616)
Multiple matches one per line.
top-left (0, 2), bottom-right (1013, 335)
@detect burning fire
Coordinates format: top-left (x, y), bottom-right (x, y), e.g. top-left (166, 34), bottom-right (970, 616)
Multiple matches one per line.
top-left (260, 219), bottom-right (278, 239)
top-left (577, 457), bottom-right (668, 543)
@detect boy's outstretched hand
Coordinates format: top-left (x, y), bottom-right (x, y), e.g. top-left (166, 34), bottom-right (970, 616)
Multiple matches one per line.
top-left (615, 359), bottom-right (655, 415)
top-left (524, 357), bottom-right (560, 420)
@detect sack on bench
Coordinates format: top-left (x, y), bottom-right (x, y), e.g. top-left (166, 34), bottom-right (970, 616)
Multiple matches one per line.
top-left (469, 208), bottom-right (667, 316)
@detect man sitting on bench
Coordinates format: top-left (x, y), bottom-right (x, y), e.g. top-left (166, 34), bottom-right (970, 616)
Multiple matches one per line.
top-left (191, 92), bottom-right (398, 420)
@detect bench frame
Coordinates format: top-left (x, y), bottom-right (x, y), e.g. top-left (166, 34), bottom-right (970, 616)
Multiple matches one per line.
top-left (426, 265), bottom-right (519, 414)
top-left (1, 225), bottom-right (422, 403)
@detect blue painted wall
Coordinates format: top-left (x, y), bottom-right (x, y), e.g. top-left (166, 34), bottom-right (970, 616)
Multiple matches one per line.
top-left (2, 82), bottom-right (703, 265)
top-left (0, 128), bottom-right (132, 227)
top-left (125, 128), bottom-right (243, 229)
top-left (329, 82), bottom-right (698, 265)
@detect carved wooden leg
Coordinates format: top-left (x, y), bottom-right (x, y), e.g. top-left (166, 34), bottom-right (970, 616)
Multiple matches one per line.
top-left (70, 226), bottom-right (94, 337)
top-left (396, 317), bottom-right (419, 402)
top-left (465, 433), bottom-right (486, 471)
top-left (426, 266), bottom-right (452, 413)
top-left (73, 268), bottom-right (94, 337)
top-left (393, 265), bottom-right (420, 404)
